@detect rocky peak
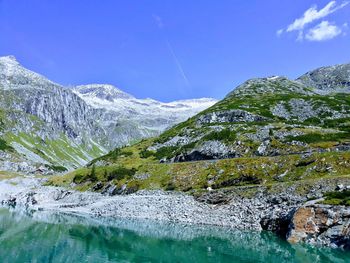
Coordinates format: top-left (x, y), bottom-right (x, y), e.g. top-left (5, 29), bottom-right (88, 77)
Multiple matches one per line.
top-left (0, 55), bottom-right (19, 64)
top-left (226, 76), bottom-right (311, 98)
top-left (73, 84), bottom-right (134, 101)
top-left (297, 63), bottom-right (350, 94)
top-left (0, 55), bottom-right (58, 90)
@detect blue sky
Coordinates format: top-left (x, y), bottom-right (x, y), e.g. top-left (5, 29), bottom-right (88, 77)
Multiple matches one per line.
top-left (0, 0), bottom-right (349, 101)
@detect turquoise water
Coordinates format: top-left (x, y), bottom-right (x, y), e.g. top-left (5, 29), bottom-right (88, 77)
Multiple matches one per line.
top-left (0, 208), bottom-right (349, 263)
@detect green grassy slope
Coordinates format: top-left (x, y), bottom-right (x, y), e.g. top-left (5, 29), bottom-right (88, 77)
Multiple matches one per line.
top-left (48, 77), bottom-right (350, 191)
top-left (0, 108), bottom-right (106, 171)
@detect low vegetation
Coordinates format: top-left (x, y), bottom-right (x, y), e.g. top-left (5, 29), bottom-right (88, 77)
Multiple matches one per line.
top-left (322, 190), bottom-right (350, 206)
top-left (0, 171), bottom-right (22, 180)
top-left (48, 81), bottom-right (350, 195)
top-left (0, 138), bottom-right (13, 151)
top-left (47, 147), bottom-right (350, 194)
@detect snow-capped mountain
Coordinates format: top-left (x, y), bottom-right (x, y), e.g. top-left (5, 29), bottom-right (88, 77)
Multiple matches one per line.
top-left (0, 55), bottom-right (59, 90)
top-left (0, 55), bottom-right (217, 173)
top-left (74, 84), bottom-right (134, 101)
top-left (73, 84), bottom-right (217, 132)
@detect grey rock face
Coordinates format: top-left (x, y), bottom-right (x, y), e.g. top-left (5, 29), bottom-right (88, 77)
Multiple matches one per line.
top-left (271, 98), bottom-right (350, 121)
top-left (0, 56), bottom-right (216, 171)
top-left (257, 139), bottom-right (271, 156)
top-left (0, 56), bottom-right (111, 171)
top-left (197, 110), bottom-right (268, 124)
top-left (226, 76), bottom-right (311, 97)
top-left (287, 205), bottom-right (350, 249)
top-left (148, 135), bottom-right (196, 152)
top-left (297, 63), bottom-right (350, 93)
top-left (174, 140), bottom-right (239, 162)
top-left (73, 85), bottom-right (217, 147)
top-left (150, 62), bottom-right (350, 164)
top-left (74, 84), bottom-right (134, 101)
top-left (2, 87), bottom-right (105, 142)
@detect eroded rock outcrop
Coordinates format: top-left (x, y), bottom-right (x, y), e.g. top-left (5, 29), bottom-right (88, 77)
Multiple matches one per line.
top-left (287, 205), bottom-right (350, 249)
top-left (197, 109), bottom-right (268, 124)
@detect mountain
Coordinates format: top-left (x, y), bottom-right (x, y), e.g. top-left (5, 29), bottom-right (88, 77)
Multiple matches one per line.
top-left (297, 63), bottom-right (350, 94)
top-left (53, 62), bottom-right (350, 195)
top-left (73, 84), bottom-right (217, 133)
top-left (0, 56), bottom-right (216, 173)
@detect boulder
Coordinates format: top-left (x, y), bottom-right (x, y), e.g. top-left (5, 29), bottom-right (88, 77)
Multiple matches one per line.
top-left (287, 205), bottom-right (350, 249)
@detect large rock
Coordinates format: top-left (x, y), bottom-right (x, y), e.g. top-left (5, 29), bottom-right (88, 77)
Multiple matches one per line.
top-left (173, 140), bottom-right (238, 162)
top-left (197, 110), bottom-right (268, 125)
top-left (287, 205), bottom-right (350, 249)
top-left (297, 63), bottom-right (350, 94)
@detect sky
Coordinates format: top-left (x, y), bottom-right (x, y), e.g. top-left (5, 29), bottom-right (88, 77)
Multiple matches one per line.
top-left (0, 0), bottom-right (349, 102)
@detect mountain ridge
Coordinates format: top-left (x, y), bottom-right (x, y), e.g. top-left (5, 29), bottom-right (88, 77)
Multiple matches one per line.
top-left (53, 61), bottom-right (350, 196)
top-left (0, 55), bottom-right (216, 173)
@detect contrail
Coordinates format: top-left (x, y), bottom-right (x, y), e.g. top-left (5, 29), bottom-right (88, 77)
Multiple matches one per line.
top-left (166, 40), bottom-right (191, 89)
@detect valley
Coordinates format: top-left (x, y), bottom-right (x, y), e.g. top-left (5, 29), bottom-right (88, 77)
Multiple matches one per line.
top-left (1, 57), bottom-right (350, 250)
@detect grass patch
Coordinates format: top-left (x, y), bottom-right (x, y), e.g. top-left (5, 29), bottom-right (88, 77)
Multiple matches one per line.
top-left (322, 190), bottom-right (350, 206)
top-left (202, 129), bottom-right (236, 143)
top-left (45, 164), bottom-right (68, 173)
top-left (0, 171), bottom-right (22, 180)
top-left (106, 167), bottom-right (137, 181)
top-left (47, 151), bottom-right (350, 194)
top-left (286, 132), bottom-right (350, 144)
top-left (0, 138), bottom-right (13, 151)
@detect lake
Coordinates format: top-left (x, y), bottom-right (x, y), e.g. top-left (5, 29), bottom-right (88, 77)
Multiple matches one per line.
top-left (0, 208), bottom-right (349, 263)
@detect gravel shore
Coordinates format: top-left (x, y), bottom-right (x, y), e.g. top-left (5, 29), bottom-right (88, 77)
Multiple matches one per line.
top-left (2, 175), bottom-right (350, 249)
top-left (0, 176), bottom-right (262, 230)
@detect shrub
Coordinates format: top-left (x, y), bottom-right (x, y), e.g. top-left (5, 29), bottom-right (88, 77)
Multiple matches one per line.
top-left (164, 181), bottom-right (176, 191)
top-left (286, 132), bottom-right (350, 144)
top-left (0, 138), bottom-right (13, 151)
top-left (45, 165), bottom-right (68, 172)
top-left (139, 149), bottom-right (154, 158)
top-left (125, 180), bottom-right (140, 194)
top-left (90, 164), bottom-right (97, 182)
top-left (322, 190), bottom-right (350, 206)
top-left (122, 151), bottom-right (133, 157)
top-left (107, 167), bottom-right (137, 181)
top-left (73, 173), bottom-right (86, 184)
top-left (202, 129), bottom-right (236, 142)
top-left (154, 146), bottom-right (178, 160)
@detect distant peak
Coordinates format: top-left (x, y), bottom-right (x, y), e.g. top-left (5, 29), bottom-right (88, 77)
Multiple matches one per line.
top-left (73, 84), bottom-right (134, 101)
top-left (297, 63), bottom-right (350, 93)
top-left (0, 55), bottom-right (19, 64)
top-left (267, 76), bottom-right (280, 80)
top-left (7, 55), bottom-right (17, 60)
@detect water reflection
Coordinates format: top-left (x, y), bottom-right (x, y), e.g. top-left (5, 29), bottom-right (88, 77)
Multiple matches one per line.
top-left (0, 208), bottom-right (349, 263)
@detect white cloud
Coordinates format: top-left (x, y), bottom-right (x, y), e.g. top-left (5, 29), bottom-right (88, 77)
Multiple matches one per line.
top-left (305, 21), bottom-right (342, 41)
top-left (343, 23), bottom-right (349, 35)
top-left (276, 29), bottom-right (283, 36)
top-left (287, 1), bottom-right (348, 32)
top-left (152, 14), bottom-right (164, 29)
top-left (297, 31), bottom-right (304, 41)
top-left (277, 1), bottom-right (349, 41)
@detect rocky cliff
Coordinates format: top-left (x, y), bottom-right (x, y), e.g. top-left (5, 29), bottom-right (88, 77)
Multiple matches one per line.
top-left (72, 84), bottom-right (217, 147)
top-left (0, 56), bottom-right (216, 173)
top-left (287, 204), bottom-right (350, 249)
top-left (297, 63), bottom-right (350, 94)
top-left (141, 64), bottom-right (350, 163)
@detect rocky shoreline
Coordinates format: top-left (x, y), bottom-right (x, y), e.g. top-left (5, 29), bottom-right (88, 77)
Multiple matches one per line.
top-left (1, 176), bottom-right (350, 249)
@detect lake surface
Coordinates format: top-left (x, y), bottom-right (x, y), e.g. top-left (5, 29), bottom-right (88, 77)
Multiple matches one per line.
top-left (0, 208), bottom-right (349, 263)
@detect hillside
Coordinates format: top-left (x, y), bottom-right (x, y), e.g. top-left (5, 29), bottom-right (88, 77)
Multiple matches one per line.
top-left (0, 56), bottom-right (107, 172)
top-left (0, 56), bottom-right (215, 174)
top-left (49, 63), bottom-right (350, 194)
top-left (73, 84), bottom-right (216, 136)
